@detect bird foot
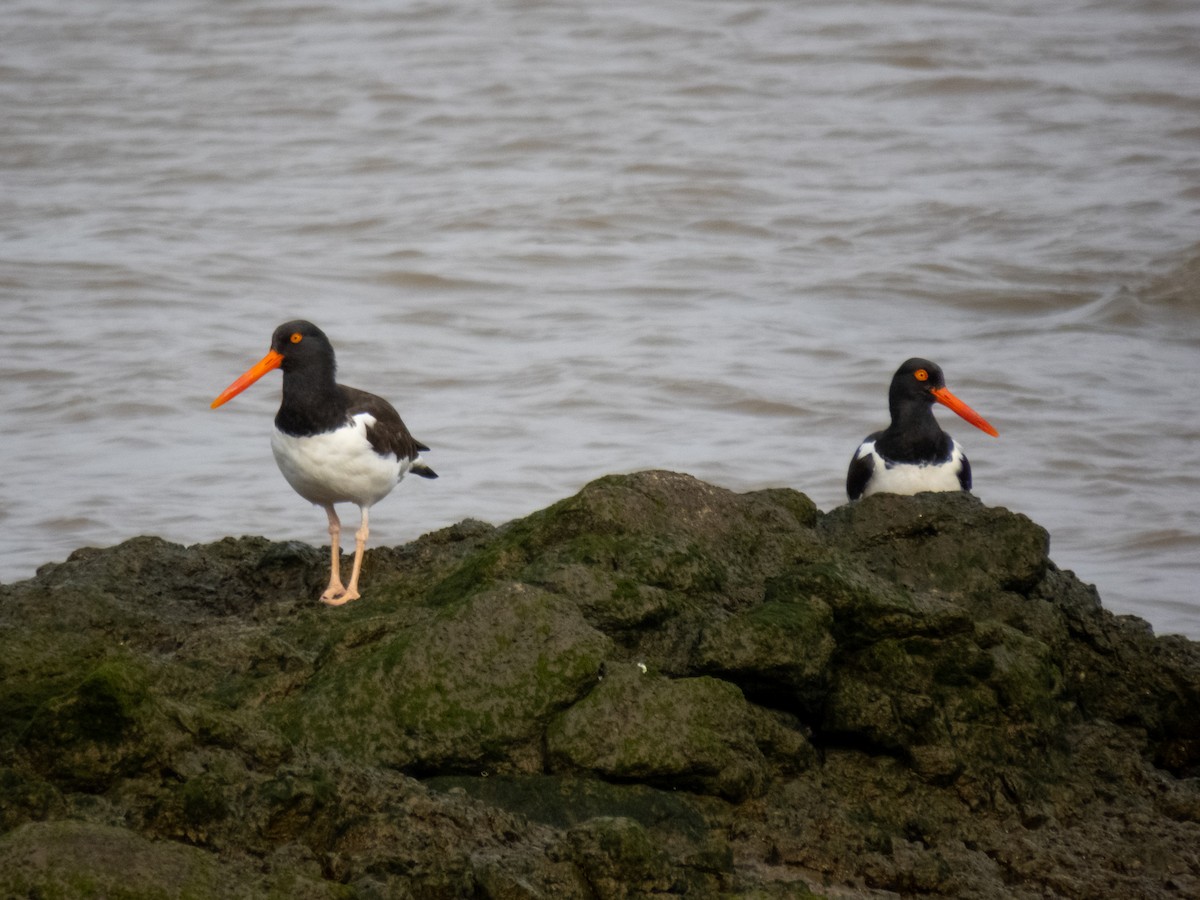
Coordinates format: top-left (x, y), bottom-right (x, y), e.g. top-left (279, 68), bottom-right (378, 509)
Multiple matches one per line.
top-left (320, 584), bottom-right (360, 606)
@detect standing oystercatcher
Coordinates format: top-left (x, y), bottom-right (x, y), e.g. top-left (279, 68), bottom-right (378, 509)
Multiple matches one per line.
top-left (846, 358), bottom-right (998, 501)
top-left (211, 320), bottom-right (436, 605)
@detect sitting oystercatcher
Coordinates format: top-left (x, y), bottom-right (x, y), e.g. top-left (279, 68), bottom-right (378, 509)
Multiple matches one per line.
top-left (211, 320), bottom-right (436, 604)
top-left (847, 358), bottom-right (998, 501)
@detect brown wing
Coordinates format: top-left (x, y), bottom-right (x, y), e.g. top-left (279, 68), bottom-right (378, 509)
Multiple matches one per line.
top-left (340, 385), bottom-right (429, 463)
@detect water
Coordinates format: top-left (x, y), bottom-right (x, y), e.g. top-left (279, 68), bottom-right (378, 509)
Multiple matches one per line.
top-left (2, 0), bottom-right (1198, 637)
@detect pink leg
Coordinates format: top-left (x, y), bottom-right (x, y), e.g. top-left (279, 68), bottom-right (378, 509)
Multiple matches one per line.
top-left (340, 506), bottom-right (369, 603)
top-left (319, 504), bottom-right (349, 604)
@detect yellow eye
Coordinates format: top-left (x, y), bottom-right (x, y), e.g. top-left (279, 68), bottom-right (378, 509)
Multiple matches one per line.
top-left (290, 332), bottom-right (303, 344)
top-left (914, 368), bottom-right (929, 382)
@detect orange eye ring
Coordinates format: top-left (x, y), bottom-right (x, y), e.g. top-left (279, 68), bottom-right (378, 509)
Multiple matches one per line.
top-left (914, 368), bottom-right (929, 382)
top-left (290, 332), bottom-right (303, 344)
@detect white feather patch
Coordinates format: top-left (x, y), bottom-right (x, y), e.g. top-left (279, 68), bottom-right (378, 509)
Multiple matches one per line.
top-left (270, 413), bottom-right (414, 507)
top-left (857, 440), bottom-right (966, 498)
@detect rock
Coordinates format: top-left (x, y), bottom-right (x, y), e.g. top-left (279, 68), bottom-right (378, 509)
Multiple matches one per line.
top-left (19, 653), bottom-right (172, 791)
top-left (275, 581), bottom-right (611, 774)
top-left (694, 591), bottom-right (835, 711)
top-left (1, 471), bottom-right (1197, 898)
top-left (820, 491), bottom-right (1050, 594)
top-left (0, 820), bottom-right (349, 899)
top-left (547, 664), bottom-right (812, 801)
top-left (562, 816), bottom-right (684, 897)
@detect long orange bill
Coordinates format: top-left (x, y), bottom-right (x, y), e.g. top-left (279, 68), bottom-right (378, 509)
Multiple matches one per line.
top-left (210, 349), bottom-right (284, 409)
top-left (930, 386), bottom-right (999, 437)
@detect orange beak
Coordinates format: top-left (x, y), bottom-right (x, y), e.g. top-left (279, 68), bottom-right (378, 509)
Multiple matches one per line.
top-left (210, 349), bottom-right (284, 409)
top-left (931, 386), bottom-right (999, 437)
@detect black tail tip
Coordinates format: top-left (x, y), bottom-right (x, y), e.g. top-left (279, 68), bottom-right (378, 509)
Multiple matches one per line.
top-left (413, 464), bottom-right (438, 479)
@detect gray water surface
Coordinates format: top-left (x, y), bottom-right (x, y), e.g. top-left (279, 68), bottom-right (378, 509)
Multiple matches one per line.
top-left (3, 0), bottom-right (1198, 635)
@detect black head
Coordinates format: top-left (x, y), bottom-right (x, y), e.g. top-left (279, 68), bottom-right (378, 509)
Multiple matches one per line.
top-left (886, 357), bottom-right (998, 437)
top-left (269, 320), bottom-right (337, 374)
top-left (211, 319), bottom-right (339, 410)
top-left (888, 358), bottom-right (945, 411)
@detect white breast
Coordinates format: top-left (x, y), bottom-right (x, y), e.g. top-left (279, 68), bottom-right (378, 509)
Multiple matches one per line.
top-left (270, 413), bottom-right (413, 508)
top-left (857, 439), bottom-right (966, 498)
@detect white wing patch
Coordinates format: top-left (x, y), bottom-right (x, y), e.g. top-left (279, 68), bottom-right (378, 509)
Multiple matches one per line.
top-left (853, 439), bottom-right (876, 462)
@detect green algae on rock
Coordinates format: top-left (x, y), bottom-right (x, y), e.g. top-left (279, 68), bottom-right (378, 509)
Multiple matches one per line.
top-left (547, 664), bottom-right (813, 802)
top-left (1, 471), bottom-right (1198, 898)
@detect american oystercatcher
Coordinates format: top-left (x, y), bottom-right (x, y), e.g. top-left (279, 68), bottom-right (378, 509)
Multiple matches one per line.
top-left (846, 358), bottom-right (998, 501)
top-left (211, 320), bottom-right (437, 605)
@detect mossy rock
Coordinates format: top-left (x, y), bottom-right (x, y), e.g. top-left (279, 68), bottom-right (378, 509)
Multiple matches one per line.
top-left (2, 470), bottom-right (1198, 897)
top-left (29, 535), bottom-right (326, 618)
top-left (822, 492), bottom-right (1049, 595)
top-left (0, 629), bottom-right (112, 753)
top-left (560, 816), bottom-right (686, 897)
top-left (0, 820), bottom-right (350, 899)
top-left (823, 620), bottom-right (1071, 784)
top-left (558, 566), bottom-right (682, 632)
top-left (693, 595), bottom-right (835, 710)
top-left (429, 471), bottom-right (822, 612)
top-left (276, 582), bottom-right (611, 772)
top-left (0, 767), bottom-right (63, 832)
top-left (547, 666), bottom-right (809, 801)
top-left (18, 656), bottom-right (179, 791)
top-left (783, 559), bottom-right (973, 648)
top-left (425, 773), bottom-right (712, 837)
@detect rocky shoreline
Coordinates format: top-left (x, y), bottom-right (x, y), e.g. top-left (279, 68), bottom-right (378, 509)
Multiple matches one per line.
top-left (2, 471), bottom-right (1197, 898)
